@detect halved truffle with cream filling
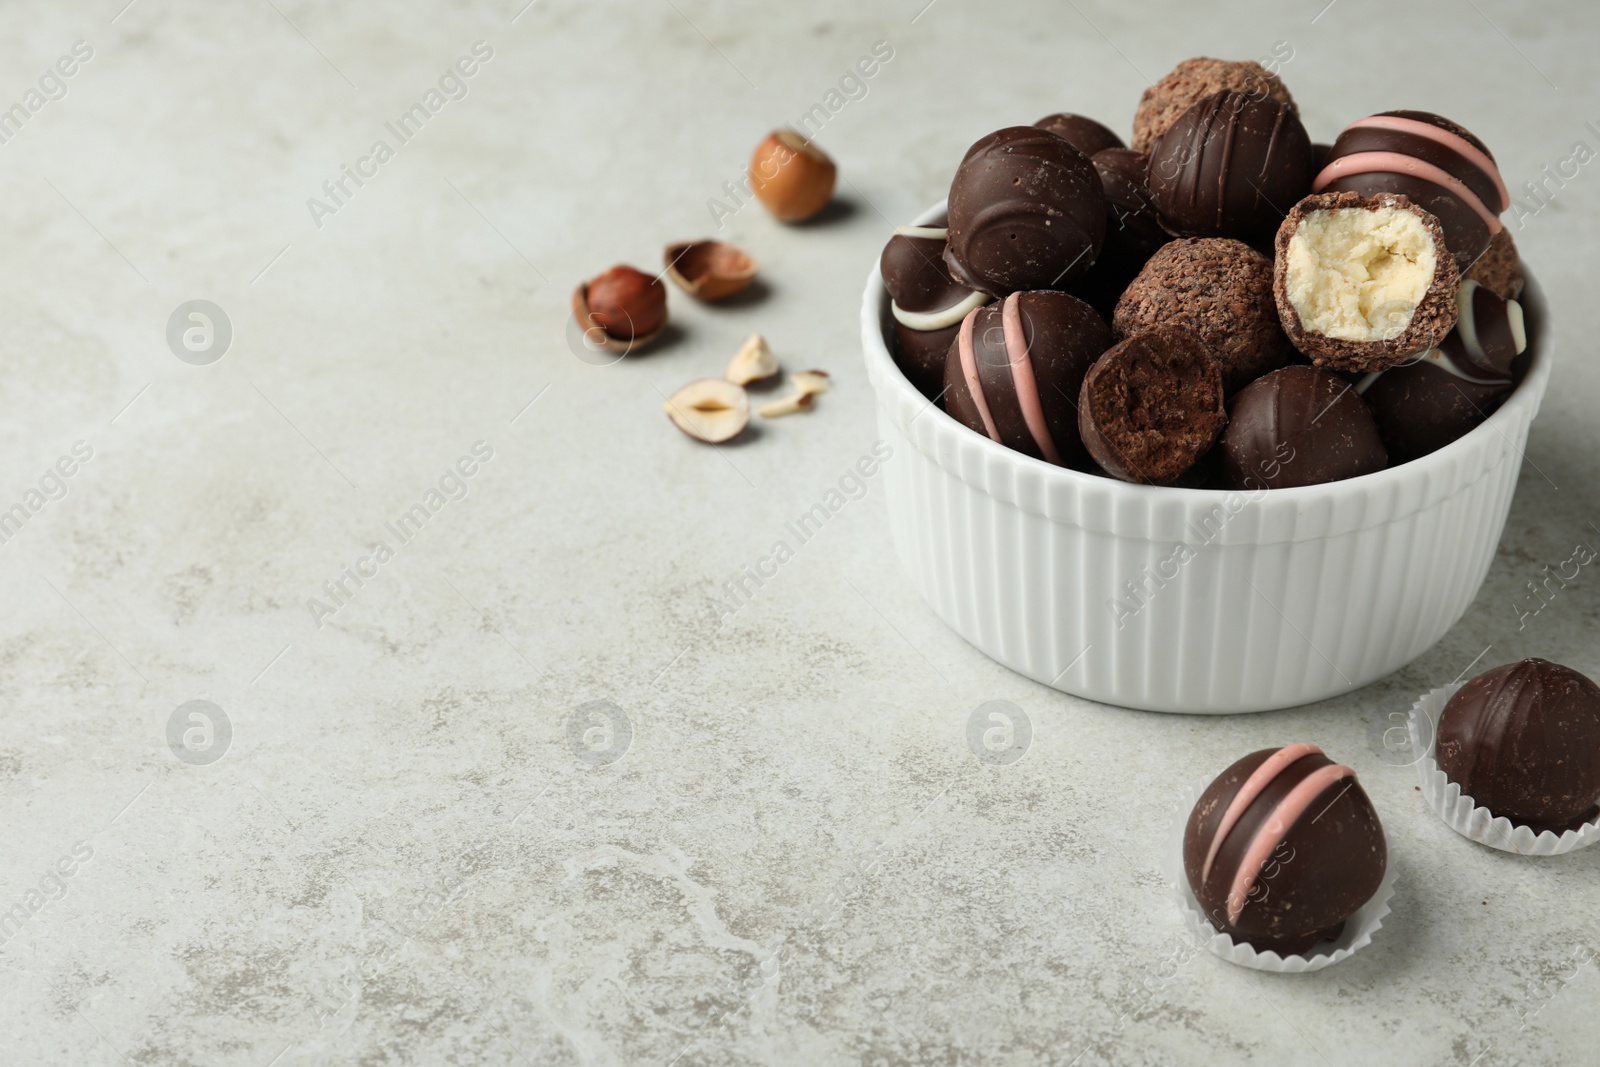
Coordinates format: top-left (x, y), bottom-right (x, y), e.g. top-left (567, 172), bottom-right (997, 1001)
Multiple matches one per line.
top-left (1273, 191), bottom-right (1459, 374)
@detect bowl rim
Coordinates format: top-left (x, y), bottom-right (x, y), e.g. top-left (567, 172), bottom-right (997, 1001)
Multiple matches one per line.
top-left (863, 200), bottom-right (1551, 515)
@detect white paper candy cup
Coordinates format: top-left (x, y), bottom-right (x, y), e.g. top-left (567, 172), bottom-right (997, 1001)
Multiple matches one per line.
top-left (1408, 684), bottom-right (1600, 855)
top-left (1163, 776), bottom-right (1397, 973)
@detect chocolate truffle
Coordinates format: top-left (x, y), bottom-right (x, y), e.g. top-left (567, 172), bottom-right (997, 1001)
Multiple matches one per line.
top-left (944, 290), bottom-right (1113, 468)
top-left (1274, 191), bottom-right (1460, 374)
top-left (1131, 57), bottom-right (1297, 153)
top-left (1147, 90), bottom-right (1314, 247)
top-left (945, 126), bottom-right (1107, 294)
top-left (1069, 149), bottom-right (1170, 320)
top-left (1437, 659), bottom-right (1600, 830)
top-left (1184, 744), bottom-right (1387, 955)
top-left (1033, 113), bottom-right (1125, 157)
top-left (1358, 280), bottom-right (1527, 461)
top-left (1220, 366), bottom-right (1387, 489)
top-left (1311, 142), bottom-right (1334, 175)
top-left (1465, 227), bottom-right (1524, 301)
top-left (1113, 238), bottom-right (1288, 394)
top-left (1078, 327), bottom-right (1227, 484)
top-left (1315, 111), bottom-right (1510, 272)
top-left (881, 224), bottom-right (991, 399)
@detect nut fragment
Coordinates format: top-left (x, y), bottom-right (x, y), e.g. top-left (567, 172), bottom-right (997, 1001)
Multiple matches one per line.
top-left (791, 370), bottom-right (831, 396)
top-left (750, 130), bottom-right (837, 223)
top-left (665, 240), bottom-right (759, 301)
top-left (726, 334), bottom-right (779, 385)
top-left (756, 393), bottom-right (815, 418)
top-left (756, 370), bottom-right (831, 418)
top-left (663, 378), bottom-right (750, 443)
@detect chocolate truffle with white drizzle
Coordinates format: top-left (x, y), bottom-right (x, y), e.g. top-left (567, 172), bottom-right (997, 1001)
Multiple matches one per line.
top-left (943, 290), bottom-right (1113, 469)
top-left (1358, 279), bottom-right (1528, 462)
top-left (1184, 744), bottom-right (1387, 956)
top-left (881, 221), bottom-right (991, 400)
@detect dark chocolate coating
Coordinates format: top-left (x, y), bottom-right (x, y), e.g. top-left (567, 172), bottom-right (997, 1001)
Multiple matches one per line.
top-left (1360, 360), bottom-right (1509, 464)
top-left (1362, 279), bottom-right (1525, 462)
top-left (1220, 366), bottom-right (1387, 489)
top-left (1069, 149), bottom-right (1170, 320)
top-left (881, 231), bottom-right (974, 315)
top-left (1449, 280), bottom-right (1524, 380)
top-left (1311, 142), bottom-right (1333, 174)
top-left (1184, 747), bottom-right (1387, 956)
top-left (1437, 659), bottom-right (1600, 829)
top-left (945, 126), bottom-right (1107, 294)
top-left (1146, 90), bottom-right (1313, 247)
top-left (1078, 327), bottom-right (1226, 485)
top-left (1033, 113), bottom-right (1125, 158)
top-left (943, 290), bottom-right (1113, 468)
top-left (893, 321), bottom-right (960, 401)
top-left (1318, 111), bottom-right (1505, 272)
top-left (882, 227), bottom-right (984, 401)
top-left (1273, 191), bottom-right (1460, 374)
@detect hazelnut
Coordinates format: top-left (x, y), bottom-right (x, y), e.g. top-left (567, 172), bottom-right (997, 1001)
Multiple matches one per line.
top-left (664, 240), bottom-right (759, 301)
top-left (750, 130), bottom-right (836, 223)
top-left (726, 334), bottom-right (779, 385)
top-left (663, 378), bottom-right (750, 443)
top-left (572, 265), bottom-right (667, 354)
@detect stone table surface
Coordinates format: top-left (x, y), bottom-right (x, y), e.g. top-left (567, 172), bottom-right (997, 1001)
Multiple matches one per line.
top-left (2, 1), bottom-right (1598, 1064)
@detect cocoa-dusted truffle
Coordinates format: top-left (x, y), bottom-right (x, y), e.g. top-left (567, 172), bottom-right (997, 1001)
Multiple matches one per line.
top-left (1033, 113), bottom-right (1124, 157)
top-left (1437, 659), bottom-right (1600, 830)
top-left (1220, 366), bottom-right (1387, 489)
top-left (944, 290), bottom-right (1113, 468)
top-left (1131, 57), bottom-right (1297, 153)
top-left (1184, 744), bottom-right (1387, 956)
top-left (1465, 227), bottom-right (1524, 301)
top-left (1315, 110), bottom-right (1509, 272)
top-left (1078, 327), bottom-right (1226, 485)
top-left (1113, 238), bottom-right (1288, 394)
top-left (1274, 191), bottom-right (1460, 374)
top-left (881, 223), bottom-right (991, 399)
top-left (1068, 149), bottom-right (1169, 320)
top-left (1147, 90), bottom-right (1314, 247)
top-left (945, 127), bottom-right (1106, 294)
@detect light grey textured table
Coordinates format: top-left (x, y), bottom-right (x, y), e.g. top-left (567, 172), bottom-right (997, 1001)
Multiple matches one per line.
top-left (2, 1), bottom-right (1598, 1064)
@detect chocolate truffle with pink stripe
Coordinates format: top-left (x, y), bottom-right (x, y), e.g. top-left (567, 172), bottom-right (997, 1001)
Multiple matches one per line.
top-left (943, 291), bottom-right (1114, 469)
top-left (1315, 110), bottom-right (1510, 272)
top-left (1183, 744), bottom-right (1387, 956)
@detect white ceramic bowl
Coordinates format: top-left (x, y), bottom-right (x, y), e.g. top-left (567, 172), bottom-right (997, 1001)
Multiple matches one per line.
top-left (861, 204), bottom-right (1552, 713)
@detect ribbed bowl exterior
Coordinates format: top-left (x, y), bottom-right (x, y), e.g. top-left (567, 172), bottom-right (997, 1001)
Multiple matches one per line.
top-left (862, 205), bottom-right (1552, 713)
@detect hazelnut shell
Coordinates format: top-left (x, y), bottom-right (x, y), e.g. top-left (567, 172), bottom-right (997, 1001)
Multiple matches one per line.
top-left (571, 279), bottom-right (666, 355)
top-left (665, 240), bottom-right (759, 301)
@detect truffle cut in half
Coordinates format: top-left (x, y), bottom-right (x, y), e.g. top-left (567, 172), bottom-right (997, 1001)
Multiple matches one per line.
top-left (1274, 191), bottom-right (1459, 374)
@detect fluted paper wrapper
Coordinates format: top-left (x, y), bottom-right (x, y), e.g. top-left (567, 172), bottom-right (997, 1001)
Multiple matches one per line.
top-left (1162, 776), bottom-right (1397, 973)
top-left (1409, 684), bottom-right (1600, 855)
